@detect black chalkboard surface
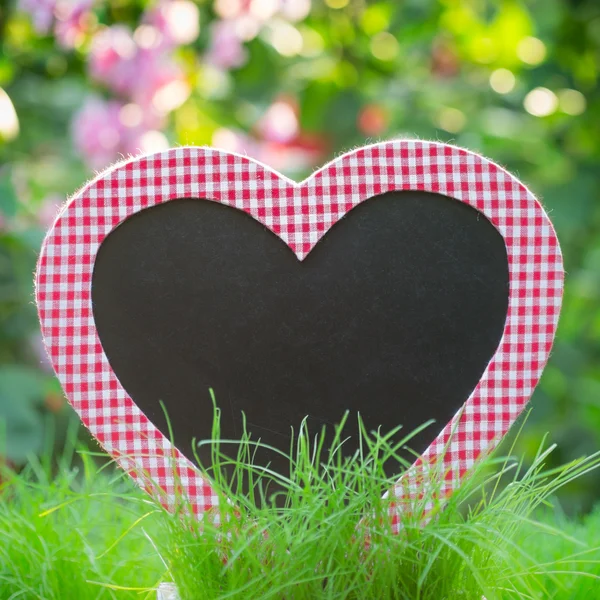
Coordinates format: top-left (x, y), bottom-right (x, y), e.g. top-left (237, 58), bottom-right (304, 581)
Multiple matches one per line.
top-left (91, 190), bottom-right (509, 484)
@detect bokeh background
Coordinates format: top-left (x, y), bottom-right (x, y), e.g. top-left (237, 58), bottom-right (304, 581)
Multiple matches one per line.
top-left (1, 0), bottom-right (599, 513)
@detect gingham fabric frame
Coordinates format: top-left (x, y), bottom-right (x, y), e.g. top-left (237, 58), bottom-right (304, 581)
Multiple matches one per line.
top-left (35, 140), bottom-right (563, 530)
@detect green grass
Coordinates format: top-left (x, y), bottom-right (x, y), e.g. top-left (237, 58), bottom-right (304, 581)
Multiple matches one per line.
top-left (2, 411), bottom-right (600, 599)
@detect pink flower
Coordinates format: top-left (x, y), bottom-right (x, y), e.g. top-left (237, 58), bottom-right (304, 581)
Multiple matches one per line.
top-left (212, 128), bottom-right (266, 161)
top-left (88, 24), bottom-right (187, 117)
top-left (129, 52), bottom-right (186, 116)
top-left (38, 193), bottom-right (64, 230)
top-left (213, 0), bottom-right (280, 41)
top-left (212, 127), bottom-right (325, 175)
top-left (205, 20), bottom-right (248, 70)
top-left (260, 135), bottom-right (326, 174)
top-left (72, 96), bottom-right (171, 169)
top-left (72, 97), bottom-right (125, 169)
top-left (213, 0), bottom-right (252, 20)
top-left (88, 25), bottom-right (139, 96)
top-left (144, 0), bottom-right (200, 48)
top-left (19, 0), bottom-right (94, 44)
top-left (53, 0), bottom-right (95, 48)
top-left (258, 99), bottom-right (299, 144)
top-left (18, 0), bottom-right (57, 33)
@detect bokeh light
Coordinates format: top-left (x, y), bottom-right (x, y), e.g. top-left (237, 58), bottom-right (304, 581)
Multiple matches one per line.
top-left (489, 68), bottom-right (516, 94)
top-left (139, 130), bottom-right (170, 153)
top-left (212, 127), bottom-right (239, 151)
top-left (370, 32), bottom-right (399, 61)
top-left (249, 0), bottom-right (280, 21)
top-left (558, 89), bottom-right (587, 116)
top-left (358, 104), bottom-right (388, 137)
top-left (325, 0), bottom-right (350, 9)
top-left (517, 36), bottom-right (547, 65)
top-left (0, 88), bottom-right (19, 140)
top-left (299, 26), bottom-right (324, 57)
top-left (119, 103), bottom-right (143, 128)
top-left (152, 80), bottom-right (191, 114)
top-left (268, 21), bottom-right (303, 56)
top-left (280, 0), bottom-right (312, 22)
top-left (161, 1), bottom-right (200, 45)
top-left (259, 100), bottom-right (299, 143)
top-left (524, 87), bottom-right (558, 117)
top-left (361, 5), bottom-right (390, 35)
top-left (435, 107), bottom-right (466, 133)
top-left (214, 0), bottom-right (243, 19)
top-left (133, 25), bottom-right (161, 50)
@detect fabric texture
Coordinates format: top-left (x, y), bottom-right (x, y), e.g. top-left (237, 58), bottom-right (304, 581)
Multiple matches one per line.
top-left (35, 140), bottom-right (564, 531)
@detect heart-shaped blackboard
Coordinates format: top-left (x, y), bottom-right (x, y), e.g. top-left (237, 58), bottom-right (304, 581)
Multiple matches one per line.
top-left (91, 191), bottom-right (509, 482)
top-left (36, 141), bottom-right (563, 527)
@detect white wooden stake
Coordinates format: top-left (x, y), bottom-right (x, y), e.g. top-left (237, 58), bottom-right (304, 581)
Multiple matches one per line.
top-left (157, 582), bottom-right (180, 600)
top-left (155, 581), bottom-right (487, 598)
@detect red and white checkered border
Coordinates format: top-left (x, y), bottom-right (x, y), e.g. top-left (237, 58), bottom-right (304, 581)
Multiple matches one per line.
top-left (35, 140), bottom-right (563, 529)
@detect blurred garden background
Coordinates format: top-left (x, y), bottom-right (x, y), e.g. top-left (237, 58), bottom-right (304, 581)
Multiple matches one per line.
top-left (0, 0), bottom-right (599, 513)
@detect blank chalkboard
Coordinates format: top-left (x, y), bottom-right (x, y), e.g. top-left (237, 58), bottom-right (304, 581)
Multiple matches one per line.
top-left (91, 191), bottom-right (509, 487)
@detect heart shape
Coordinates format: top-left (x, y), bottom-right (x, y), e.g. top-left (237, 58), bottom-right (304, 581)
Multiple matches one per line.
top-left (90, 190), bottom-right (509, 485)
top-left (36, 141), bottom-right (563, 529)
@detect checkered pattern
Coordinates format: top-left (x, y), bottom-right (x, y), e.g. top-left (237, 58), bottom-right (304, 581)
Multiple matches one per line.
top-left (35, 141), bottom-right (563, 527)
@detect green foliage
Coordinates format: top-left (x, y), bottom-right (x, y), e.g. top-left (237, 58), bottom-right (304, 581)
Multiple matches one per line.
top-left (0, 452), bottom-right (165, 599)
top-left (163, 413), bottom-right (600, 599)
top-left (2, 420), bottom-right (600, 598)
top-left (0, 0), bottom-right (599, 510)
top-left (0, 365), bottom-right (47, 463)
top-left (517, 508), bottom-right (600, 598)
